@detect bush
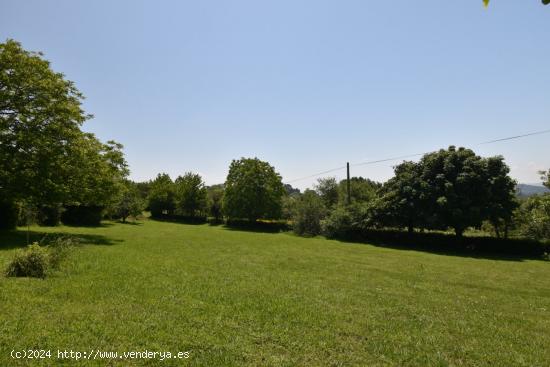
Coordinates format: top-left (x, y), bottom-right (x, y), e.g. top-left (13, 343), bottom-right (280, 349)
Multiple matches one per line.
top-left (62, 205), bottom-right (103, 226)
top-left (321, 205), bottom-right (354, 238)
top-left (5, 236), bottom-right (76, 278)
top-left (0, 200), bottom-right (18, 230)
top-left (292, 190), bottom-right (326, 236)
top-left (38, 205), bottom-right (62, 226)
top-left (321, 203), bottom-right (371, 238)
top-left (47, 236), bottom-right (77, 269)
top-left (517, 194), bottom-right (550, 241)
top-left (5, 243), bottom-right (49, 278)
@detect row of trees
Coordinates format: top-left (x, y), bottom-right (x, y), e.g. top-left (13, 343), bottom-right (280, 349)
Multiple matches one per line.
top-left (142, 158), bottom-right (285, 223)
top-left (289, 148), bottom-right (550, 242)
top-left (138, 146), bottom-right (549, 244)
top-left (0, 40), bottom-right (133, 228)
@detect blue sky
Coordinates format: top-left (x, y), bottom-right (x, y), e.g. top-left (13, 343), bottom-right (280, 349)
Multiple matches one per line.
top-left (1, 0), bottom-right (549, 189)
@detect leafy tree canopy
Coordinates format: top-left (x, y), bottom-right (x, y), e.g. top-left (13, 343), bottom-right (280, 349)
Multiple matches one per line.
top-left (147, 173), bottom-right (176, 218)
top-left (1, 39), bottom-right (88, 205)
top-left (381, 146), bottom-right (517, 237)
top-left (223, 157), bottom-right (285, 221)
top-left (174, 172), bottom-right (208, 218)
top-left (0, 39), bottom-right (128, 215)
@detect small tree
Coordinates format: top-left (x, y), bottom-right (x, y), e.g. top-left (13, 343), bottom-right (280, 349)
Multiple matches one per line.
top-left (115, 182), bottom-right (145, 222)
top-left (147, 173), bottom-right (176, 218)
top-left (174, 173), bottom-right (208, 218)
top-left (292, 190), bottom-right (326, 236)
top-left (207, 185), bottom-right (224, 222)
top-left (516, 195), bottom-right (550, 241)
top-left (223, 158), bottom-right (285, 221)
top-left (315, 177), bottom-right (339, 209)
top-left (338, 177), bottom-right (381, 205)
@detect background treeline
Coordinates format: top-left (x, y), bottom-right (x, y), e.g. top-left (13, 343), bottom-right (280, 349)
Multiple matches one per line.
top-left (135, 147), bottom-right (550, 254)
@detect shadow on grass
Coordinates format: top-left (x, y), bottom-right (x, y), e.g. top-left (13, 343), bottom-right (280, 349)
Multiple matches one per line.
top-left (149, 216), bottom-right (208, 226)
top-left (222, 219), bottom-right (291, 233)
top-left (332, 229), bottom-right (549, 262)
top-left (115, 220), bottom-right (143, 226)
top-left (0, 229), bottom-right (122, 251)
top-left (61, 222), bottom-right (114, 228)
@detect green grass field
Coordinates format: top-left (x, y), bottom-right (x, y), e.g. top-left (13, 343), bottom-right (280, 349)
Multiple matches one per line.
top-left (1, 220), bottom-right (549, 366)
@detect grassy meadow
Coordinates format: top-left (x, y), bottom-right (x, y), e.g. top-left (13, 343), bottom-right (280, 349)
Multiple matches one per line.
top-left (1, 220), bottom-right (549, 366)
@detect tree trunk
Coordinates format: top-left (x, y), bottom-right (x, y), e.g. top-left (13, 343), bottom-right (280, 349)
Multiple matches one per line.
top-left (455, 227), bottom-right (464, 238)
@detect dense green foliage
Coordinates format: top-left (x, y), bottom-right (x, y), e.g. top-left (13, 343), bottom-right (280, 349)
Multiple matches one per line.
top-left (5, 243), bottom-right (49, 278)
top-left (516, 194), bottom-right (550, 241)
top-left (223, 158), bottom-right (285, 221)
top-left (0, 39), bottom-right (88, 207)
top-left (379, 147), bottom-right (517, 237)
top-left (147, 173), bottom-right (176, 218)
top-left (1, 221), bottom-right (549, 365)
top-left (292, 189), bottom-right (326, 236)
top-left (0, 200), bottom-right (18, 230)
top-left (174, 173), bottom-right (208, 218)
top-left (207, 185), bottom-right (224, 222)
top-left (0, 40), bottom-right (129, 228)
top-left (315, 177), bottom-right (339, 209)
top-left (113, 181), bottom-right (145, 222)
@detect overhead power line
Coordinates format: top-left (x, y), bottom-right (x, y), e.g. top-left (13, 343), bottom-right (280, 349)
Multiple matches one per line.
top-left (478, 129), bottom-right (550, 145)
top-left (284, 128), bottom-right (550, 184)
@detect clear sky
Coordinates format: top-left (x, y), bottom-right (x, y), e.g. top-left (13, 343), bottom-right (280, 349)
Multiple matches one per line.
top-left (1, 0), bottom-right (549, 190)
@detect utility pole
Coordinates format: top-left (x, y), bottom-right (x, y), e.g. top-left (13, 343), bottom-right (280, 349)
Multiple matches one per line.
top-left (346, 162), bottom-right (351, 205)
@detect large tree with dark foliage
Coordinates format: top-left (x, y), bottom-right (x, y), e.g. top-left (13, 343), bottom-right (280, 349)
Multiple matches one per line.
top-left (381, 147), bottom-right (517, 237)
top-left (223, 158), bottom-right (285, 221)
top-left (378, 161), bottom-right (425, 234)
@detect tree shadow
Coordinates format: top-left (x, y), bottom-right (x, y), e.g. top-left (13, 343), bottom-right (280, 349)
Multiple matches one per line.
top-left (0, 229), bottom-right (122, 251)
top-left (222, 220), bottom-right (291, 234)
top-left (115, 220), bottom-right (143, 226)
top-left (149, 215), bottom-right (208, 226)
top-left (62, 222), bottom-right (115, 228)
top-left (332, 230), bottom-right (549, 262)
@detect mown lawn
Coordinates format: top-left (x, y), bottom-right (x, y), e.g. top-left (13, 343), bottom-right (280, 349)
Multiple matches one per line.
top-left (0, 220), bottom-right (549, 366)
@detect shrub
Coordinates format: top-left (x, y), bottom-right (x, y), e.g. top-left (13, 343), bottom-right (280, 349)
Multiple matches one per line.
top-left (0, 200), bottom-right (18, 230)
top-left (62, 205), bottom-right (104, 226)
top-left (5, 243), bottom-right (49, 278)
top-left (38, 205), bottom-right (62, 226)
top-left (517, 194), bottom-right (550, 241)
top-left (321, 203), bottom-right (372, 239)
top-left (292, 190), bottom-right (326, 236)
top-left (321, 205), bottom-right (354, 238)
top-left (47, 236), bottom-right (77, 269)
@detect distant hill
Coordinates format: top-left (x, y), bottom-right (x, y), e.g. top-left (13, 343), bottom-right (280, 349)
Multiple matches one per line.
top-left (517, 184), bottom-right (550, 197)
